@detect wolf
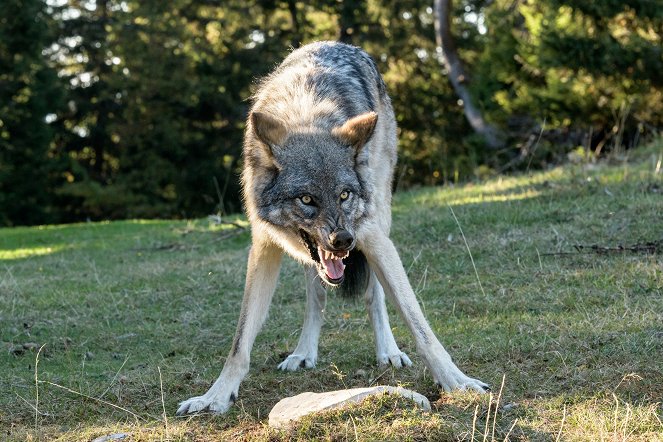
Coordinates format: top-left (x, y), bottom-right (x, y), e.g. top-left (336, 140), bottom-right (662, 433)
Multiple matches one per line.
top-left (176, 41), bottom-right (489, 415)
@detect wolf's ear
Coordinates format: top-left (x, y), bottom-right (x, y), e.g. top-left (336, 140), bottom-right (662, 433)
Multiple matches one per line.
top-left (251, 111), bottom-right (287, 147)
top-left (332, 112), bottom-right (378, 151)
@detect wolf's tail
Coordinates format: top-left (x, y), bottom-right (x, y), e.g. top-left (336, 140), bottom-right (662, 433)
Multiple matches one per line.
top-left (337, 248), bottom-right (370, 298)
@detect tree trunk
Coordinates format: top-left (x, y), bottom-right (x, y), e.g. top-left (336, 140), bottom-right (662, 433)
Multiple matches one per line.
top-left (433, 0), bottom-right (503, 149)
top-left (286, 0), bottom-right (302, 48)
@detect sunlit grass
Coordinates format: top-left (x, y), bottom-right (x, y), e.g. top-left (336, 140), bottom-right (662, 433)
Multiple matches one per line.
top-left (445, 188), bottom-right (542, 206)
top-left (0, 245), bottom-right (65, 260)
top-left (559, 395), bottom-right (663, 441)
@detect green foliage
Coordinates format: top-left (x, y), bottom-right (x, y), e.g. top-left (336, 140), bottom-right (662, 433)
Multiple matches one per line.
top-left (0, 0), bottom-right (65, 226)
top-left (51, 0), bottom-right (250, 221)
top-left (476, 0), bottom-right (663, 160)
top-left (0, 0), bottom-right (661, 225)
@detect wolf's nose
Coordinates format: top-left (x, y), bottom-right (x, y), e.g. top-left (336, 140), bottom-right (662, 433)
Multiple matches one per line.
top-left (330, 230), bottom-right (354, 250)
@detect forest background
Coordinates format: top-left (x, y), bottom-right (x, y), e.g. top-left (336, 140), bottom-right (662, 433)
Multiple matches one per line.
top-left (1, 0), bottom-right (661, 226)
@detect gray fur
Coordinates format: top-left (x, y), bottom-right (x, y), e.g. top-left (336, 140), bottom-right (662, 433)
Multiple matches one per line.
top-left (176, 41), bottom-right (488, 416)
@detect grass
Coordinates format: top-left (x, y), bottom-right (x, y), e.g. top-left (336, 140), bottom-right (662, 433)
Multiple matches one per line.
top-left (1, 141), bottom-right (662, 441)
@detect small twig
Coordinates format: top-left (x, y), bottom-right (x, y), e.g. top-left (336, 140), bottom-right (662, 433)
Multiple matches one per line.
top-left (497, 118), bottom-right (546, 174)
top-left (492, 375), bottom-right (506, 441)
top-left (526, 117), bottom-right (546, 174)
top-left (535, 247), bottom-right (543, 271)
top-left (214, 220), bottom-right (246, 231)
top-left (556, 404), bottom-right (567, 442)
top-left (98, 355), bottom-right (129, 400)
top-left (211, 226), bottom-right (247, 242)
top-left (349, 414), bottom-right (359, 442)
top-left (612, 393), bottom-right (620, 440)
top-left (15, 393), bottom-right (51, 416)
top-left (39, 380), bottom-right (145, 421)
top-left (543, 240), bottom-right (662, 256)
top-left (158, 366), bottom-right (169, 433)
top-left (504, 418), bottom-right (518, 441)
top-left (368, 367), bottom-right (391, 387)
top-left (471, 403), bottom-right (479, 442)
top-left (573, 241), bottom-right (661, 254)
top-left (482, 391), bottom-right (492, 442)
top-left (34, 344), bottom-right (46, 434)
top-left (213, 176), bottom-right (225, 216)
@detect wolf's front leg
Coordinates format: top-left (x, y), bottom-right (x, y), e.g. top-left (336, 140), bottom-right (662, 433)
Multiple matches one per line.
top-left (176, 240), bottom-right (283, 415)
top-left (360, 228), bottom-right (489, 393)
top-left (365, 270), bottom-right (412, 368)
top-left (278, 266), bottom-right (327, 371)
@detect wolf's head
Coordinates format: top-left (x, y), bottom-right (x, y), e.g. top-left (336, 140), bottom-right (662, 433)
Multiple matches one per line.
top-left (247, 111), bottom-right (377, 286)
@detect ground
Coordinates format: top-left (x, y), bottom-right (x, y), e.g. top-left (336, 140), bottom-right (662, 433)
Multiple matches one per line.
top-left (1, 141), bottom-right (662, 441)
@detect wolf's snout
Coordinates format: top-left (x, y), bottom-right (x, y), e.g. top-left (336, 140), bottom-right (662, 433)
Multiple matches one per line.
top-left (330, 230), bottom-right (354, 250)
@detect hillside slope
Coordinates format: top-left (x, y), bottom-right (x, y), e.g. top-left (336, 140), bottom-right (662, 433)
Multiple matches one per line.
top-left (1, 142), bottom-right (661, 441)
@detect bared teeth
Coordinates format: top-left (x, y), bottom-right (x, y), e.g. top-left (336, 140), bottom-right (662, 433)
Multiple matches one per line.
top-left (318, 247), bottom-right (350, 261)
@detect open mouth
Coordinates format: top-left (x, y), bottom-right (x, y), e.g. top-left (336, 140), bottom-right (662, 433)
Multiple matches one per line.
top-left (299, 230), bottom-right (351, 285)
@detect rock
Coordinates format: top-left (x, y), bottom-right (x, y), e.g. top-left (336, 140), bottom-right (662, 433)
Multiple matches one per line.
top-left (268, 386), bottom-right (431, 428)
top-left (91, 433), bottom-right (130, 442)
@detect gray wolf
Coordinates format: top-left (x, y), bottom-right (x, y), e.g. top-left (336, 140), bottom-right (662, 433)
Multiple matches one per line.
top-left (176, 41), bottom-right (488, 415)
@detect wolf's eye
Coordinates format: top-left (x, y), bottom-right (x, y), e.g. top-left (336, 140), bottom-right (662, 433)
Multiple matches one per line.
top-left (300, 195), bottom-right (313, 205)
top-left (340, 191), bottom-right (350, 201)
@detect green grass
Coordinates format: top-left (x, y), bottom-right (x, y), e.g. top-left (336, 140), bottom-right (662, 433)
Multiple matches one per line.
top-left (1, 142), bottom-right (662, 441)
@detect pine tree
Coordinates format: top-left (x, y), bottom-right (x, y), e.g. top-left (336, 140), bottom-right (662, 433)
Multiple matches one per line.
top-left (0, 0), bottom-right (64, 226)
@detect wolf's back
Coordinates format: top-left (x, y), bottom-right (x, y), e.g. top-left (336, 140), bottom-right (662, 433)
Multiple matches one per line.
top-left (252, 41), bottom-right (388, 130)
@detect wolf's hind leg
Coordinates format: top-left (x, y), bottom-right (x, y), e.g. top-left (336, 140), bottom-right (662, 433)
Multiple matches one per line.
top-left (176, 240), bottom-right (282, 415)
top-left (278, 266), bottom-right (327, 371)
top-left (366, 270), bottom-right (412, 368)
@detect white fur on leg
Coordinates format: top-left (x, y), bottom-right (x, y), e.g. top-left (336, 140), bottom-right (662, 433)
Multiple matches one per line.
top-left (278, 267), bottom-right (326, 371)
top-left (365, 271), bottom-right (412, 368)
top-left (176, 359), bottom-right (246, 415)
top-left (177, 239), bottom-right (283, 415)
top-left (359, 225), bottom-right (489, 393)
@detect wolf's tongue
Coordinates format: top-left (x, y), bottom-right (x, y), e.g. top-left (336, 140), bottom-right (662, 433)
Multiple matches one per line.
top-left (318, 247), bottom-right (345, 280)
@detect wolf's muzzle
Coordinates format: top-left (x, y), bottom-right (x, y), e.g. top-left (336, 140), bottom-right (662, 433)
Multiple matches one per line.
top-left (299, 229), bottom-right (354, 286)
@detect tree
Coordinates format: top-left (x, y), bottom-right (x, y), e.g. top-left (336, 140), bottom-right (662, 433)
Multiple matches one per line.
top-left (0, 0), bottom-right (64, 225)
top-left (433, 0), bottom-right (503, 149)
top-left (1, 0), bottom-right (661, 226)
top-left (475, 0), bottom-right (663, 158)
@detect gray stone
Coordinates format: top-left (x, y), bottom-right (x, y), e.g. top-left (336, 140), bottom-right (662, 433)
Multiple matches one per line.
top-left (268, 385), bottom-right (431, 428)
top-left (91, 434), bottom-right (130, 442)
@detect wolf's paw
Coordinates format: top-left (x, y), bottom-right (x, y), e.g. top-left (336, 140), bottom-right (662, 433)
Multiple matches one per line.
top-left (437, 373), bottom-right (490, 394)
top-left (459, 378), bottom-right (491, 393)
top-left (176, 392), bottom-right (236, 416)
top-left (277, 353), bottom-right (317, 371)
top-left (377, 351), bottom-right (412, 368)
